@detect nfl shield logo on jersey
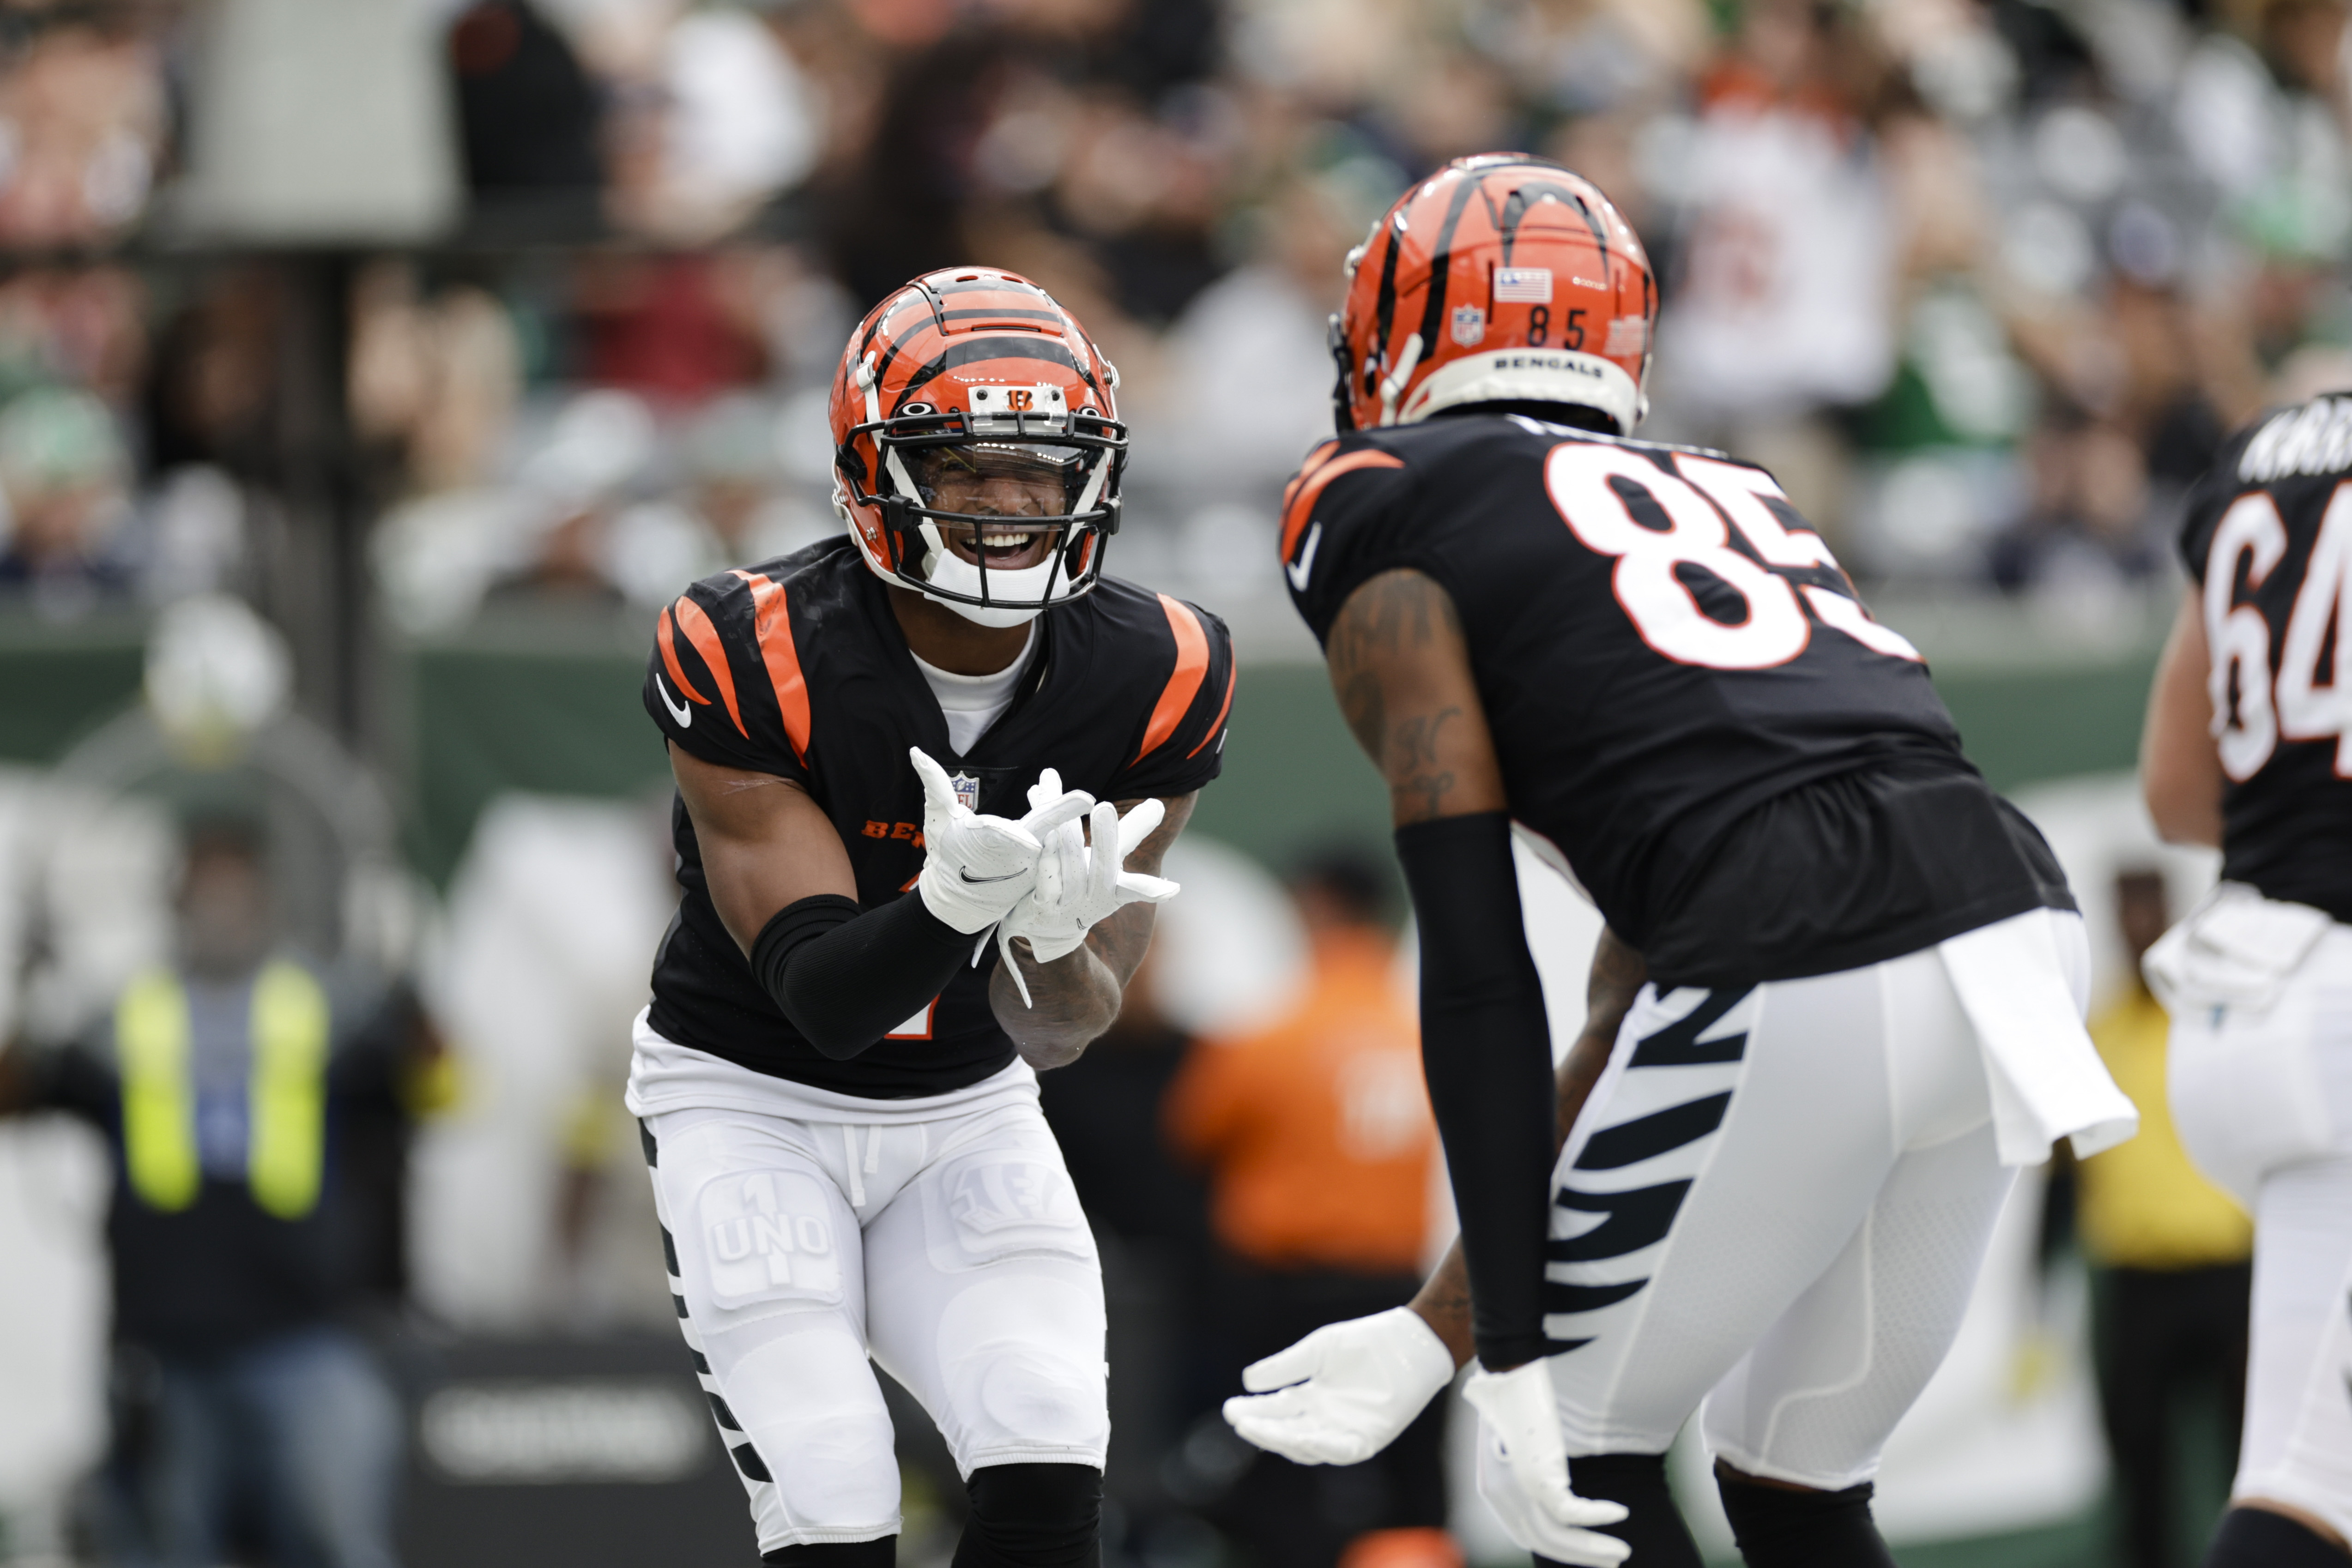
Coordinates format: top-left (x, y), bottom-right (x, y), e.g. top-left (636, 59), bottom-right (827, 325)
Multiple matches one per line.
top-left (1451, 304), bottom-right (1487, 347)
top-left (949, 772), bottom-right (982, 812)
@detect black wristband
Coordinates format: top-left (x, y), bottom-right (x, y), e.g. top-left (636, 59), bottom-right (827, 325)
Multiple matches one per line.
top-left (1394, 811), bottom-right (1556, 1368)
top-left (750, 892), bottom-right (973, 1059)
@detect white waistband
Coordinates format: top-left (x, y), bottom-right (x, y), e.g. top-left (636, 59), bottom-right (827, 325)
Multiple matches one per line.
top-left (624, 1009), bottom-right (1039, 1124)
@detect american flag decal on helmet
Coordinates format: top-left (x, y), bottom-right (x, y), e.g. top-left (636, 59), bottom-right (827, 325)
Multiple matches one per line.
top-left (1494, 267), bottom-right (1553, 303)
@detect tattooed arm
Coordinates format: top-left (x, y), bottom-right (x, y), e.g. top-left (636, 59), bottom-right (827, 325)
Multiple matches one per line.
top-left (1407, 928), bottom-right (1649, 1366)
top-left (1326, 568), bottom-right (1508, 825)
top-left (989, 791), bottom-right (1197, 1071)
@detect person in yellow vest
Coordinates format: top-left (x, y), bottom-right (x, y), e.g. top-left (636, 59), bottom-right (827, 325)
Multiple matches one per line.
top-left (2077, 868), bottom-right (2255, 1568)
top-left (0, 814), bottom-right (423, 1568)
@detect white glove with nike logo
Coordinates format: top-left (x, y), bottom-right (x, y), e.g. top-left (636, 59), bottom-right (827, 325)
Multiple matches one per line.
top-left (993, 772), bottom-right (1179, 1003)
top-left (1464, 1360), bottom-right (1629, 1566)
top-left (910, 748), bottom-right (1093, 935)
top-left (1221, 1307), bottom-right (1456, 1465)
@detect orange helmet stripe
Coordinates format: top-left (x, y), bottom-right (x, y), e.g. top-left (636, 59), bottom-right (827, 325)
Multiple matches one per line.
top-left (731, 570), bottom-right (812, 763)
top-left (1133, 594), bottom-right (1210, 765)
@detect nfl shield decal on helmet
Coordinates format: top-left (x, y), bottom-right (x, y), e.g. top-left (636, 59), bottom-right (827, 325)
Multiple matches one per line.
top-left (1451, 304), bottom-right (1487, 347)
top-left (949, 772), bottom-right (982, 812)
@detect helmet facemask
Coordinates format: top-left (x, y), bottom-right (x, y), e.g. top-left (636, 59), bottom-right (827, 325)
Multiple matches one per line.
top-left (840, 384), bottom-right (1126, 627)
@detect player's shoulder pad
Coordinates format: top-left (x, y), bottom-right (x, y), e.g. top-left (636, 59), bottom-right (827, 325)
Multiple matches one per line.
top-left (1088, 576), bottom-right (1236, 800)
top-left (644, 549), bottom-right (832, 776)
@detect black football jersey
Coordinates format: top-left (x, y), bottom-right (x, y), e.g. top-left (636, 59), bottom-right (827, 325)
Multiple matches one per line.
top-left (644, 538), bottom-right (1234, 1097)
top-left (1282, 412), bottom-right (2071, 985)
top-left (2178, 396), bottom-right (2352, 923)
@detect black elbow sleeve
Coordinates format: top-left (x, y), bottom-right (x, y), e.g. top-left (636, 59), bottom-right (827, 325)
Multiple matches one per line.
top-left (750, 892), bottom-right (973, 1059)
top-left (1394, 811), bottom-right (1556, 1369)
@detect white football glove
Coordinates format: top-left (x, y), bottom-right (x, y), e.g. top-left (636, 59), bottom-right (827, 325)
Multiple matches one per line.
top-left (909, 748), bottom-right (1092, 935)
top-left (1221, 1307), bottom-right (1456, 1466)
top-left (992, 773), bottom-right (1179, 1004)
top-left (1463, 1360), bottom-right (1629, 1567)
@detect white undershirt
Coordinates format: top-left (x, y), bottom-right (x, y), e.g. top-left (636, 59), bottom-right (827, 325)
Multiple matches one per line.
top-left (911, 626), bottom-right (1037, 754)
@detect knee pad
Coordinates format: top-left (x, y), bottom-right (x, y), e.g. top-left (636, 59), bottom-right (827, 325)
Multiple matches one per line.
top-left (952, 1463), bottom-right (1100, 1568)
top-left (1715, 1464), bottom-right (1895, 1568)
top-left (763, 1542), bottom-right (895, 1566)
top-left (1545, 1453), bottom-right (1702, 1568)
top-left (2205, 1507), bottom-right (2350, 1567)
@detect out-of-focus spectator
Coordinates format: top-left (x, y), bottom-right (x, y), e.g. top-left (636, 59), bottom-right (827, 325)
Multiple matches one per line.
top-left (2076, 868), bottom-right (2253, 1568)
top-left (446, 0), bottom-right (603, 229)
top-left (373, 387), bottom-right (653, 631)
top-left (1166, 846), bottom-right (1450, 1568)
top-left (0, 15), bottom-right (166, 246)
top-left (1650, 0), bottom-right (1896, 507)
top-left (604, 2), bottom-right (819, 241)
top-left (349, 263), bottom-right (525, 501)
top-left (0, 385), bottom-right (134, 618)
top-left (574, 252), bottom-right (771, 404)
top-left (0, 814), bottom-right (431, 1568)
top-left (0, 267), bottom-right (148, 411)
top-left (605, 392), bottom-right (831, 599)
top-left (1151, 167), bottom-right (1369, 506)
top-left (145, 267), bottom-right (288, 482)
top-left (1989, 406), bottom-right (2171, 610)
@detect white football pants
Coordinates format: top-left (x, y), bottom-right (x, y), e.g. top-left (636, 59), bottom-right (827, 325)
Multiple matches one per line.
top-left (635, 1041), bottom-right (1109, 1555)
top-left (2170, 918), bottom-right (2352, 1544)
top-left (1542, 918), bottom-right (2090, 1490)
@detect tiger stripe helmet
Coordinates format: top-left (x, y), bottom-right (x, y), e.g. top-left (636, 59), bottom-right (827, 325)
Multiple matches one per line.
top-left (1331, 154), bottom-right (1657, 435)
top-left (829, 267), bottom-right (1127, 626)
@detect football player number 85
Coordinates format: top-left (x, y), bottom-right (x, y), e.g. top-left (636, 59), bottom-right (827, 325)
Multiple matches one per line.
top-left (2204, 485), bottom-right (2352, 781)
top-left (1542, 443), bottom-right (1921, 671)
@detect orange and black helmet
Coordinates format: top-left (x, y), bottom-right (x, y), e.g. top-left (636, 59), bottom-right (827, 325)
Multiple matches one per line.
top-left (1330, 154), bottom-right (1657, 435)
top-left (829, 268), bottom-right (1126, 627)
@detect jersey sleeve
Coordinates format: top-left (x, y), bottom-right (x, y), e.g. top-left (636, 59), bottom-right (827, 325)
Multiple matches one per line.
top-left (642, 569), bottom-right (814, 783)
top-left (1278, 434), bottom-right (1422, 644)
top-left (1106, 594), bottom-right (1237, 802)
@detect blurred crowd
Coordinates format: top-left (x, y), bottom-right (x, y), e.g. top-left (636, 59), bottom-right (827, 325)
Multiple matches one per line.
top-left (0, 0), bottom-right (2340, 630)
top-left (0, 0), bottom-right (2324, 1558)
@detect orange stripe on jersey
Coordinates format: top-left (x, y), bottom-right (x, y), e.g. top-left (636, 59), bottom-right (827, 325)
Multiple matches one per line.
top-left (1279, 447), bottom-right (1404, 562)
top-left (1186, 659), bottom-right (1236, 760)
top-left (732, 569), bottom-right (813, 762)
top-left (671, 596), bottom-right (746, 737)
top-left (657, 607), bottom-right (709, 706)
top-left (1278, 441), bottom-right (1341, 549)
top-left (1134, 594), bottom-right (1210, 764)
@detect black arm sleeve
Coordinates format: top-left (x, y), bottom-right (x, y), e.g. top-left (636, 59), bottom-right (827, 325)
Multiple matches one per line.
top-left (750, 892), bottom-right (975, 1059)
top-left (1395, 811), bottom-right (1556, 1369)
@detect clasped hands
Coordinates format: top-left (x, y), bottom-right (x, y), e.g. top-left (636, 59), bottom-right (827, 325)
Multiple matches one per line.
top-left (908, 748), bottom-right (1177, 1004)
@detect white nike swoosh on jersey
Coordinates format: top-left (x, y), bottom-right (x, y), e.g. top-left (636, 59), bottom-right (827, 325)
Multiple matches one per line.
top-left (655, 673), bottom-right (691, 727)
top-left (1287, 522), bottom-right (1322, 592)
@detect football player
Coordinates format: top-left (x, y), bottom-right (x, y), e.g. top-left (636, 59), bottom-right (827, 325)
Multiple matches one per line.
top-left (1220, 155), bottom-right (2138, 1568)
top-left (629, 268), bottom-right (1234, 1566)
top-left (2142, 392), bottom-right (2352, 1568)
